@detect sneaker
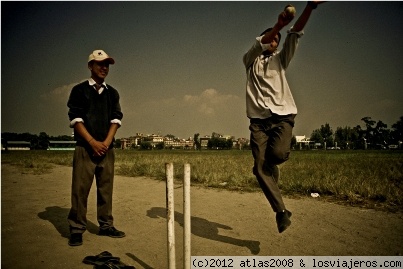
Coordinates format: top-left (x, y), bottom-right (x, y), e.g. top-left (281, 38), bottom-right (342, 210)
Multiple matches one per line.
top-left (68, 233), bottom-right (83, 246)
top-left (276, 209), bottom-right (292, 233)
top-left (98, 227), bottom-right (126, 238)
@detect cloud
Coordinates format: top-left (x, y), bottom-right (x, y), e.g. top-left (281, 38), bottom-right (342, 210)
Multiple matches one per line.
top-left (134, 88), bottom-right (242, 117)
top-left (120, 88), bottom-right (247, 138)
top-left (183, 88), bottom-right (241, 116)
top-left (40, 81), bottom-right (85, 102)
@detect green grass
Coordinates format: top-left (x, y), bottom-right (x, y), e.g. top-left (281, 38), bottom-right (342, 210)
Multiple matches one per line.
top-left (2, 149), bottom-right (402, 212)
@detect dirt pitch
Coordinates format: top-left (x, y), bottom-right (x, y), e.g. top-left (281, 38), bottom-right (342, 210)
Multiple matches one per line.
top-left (1, 164), bottom-right (402, 268)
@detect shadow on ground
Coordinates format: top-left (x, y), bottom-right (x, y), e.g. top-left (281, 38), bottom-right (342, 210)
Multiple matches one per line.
top-left (38, 206), bottom-right (99, 238)
top-left (126, 253), bottom-right (154, 269)
top-left (146, 207), bottom-right (260, 255)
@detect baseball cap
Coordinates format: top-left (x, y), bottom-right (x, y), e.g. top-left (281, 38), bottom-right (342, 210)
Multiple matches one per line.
top-left (88, 50), bottom-right (115, 64)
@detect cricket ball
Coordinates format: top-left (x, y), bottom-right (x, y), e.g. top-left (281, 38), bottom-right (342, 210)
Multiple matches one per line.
top-left (284, 5), bottom-right (296, 17)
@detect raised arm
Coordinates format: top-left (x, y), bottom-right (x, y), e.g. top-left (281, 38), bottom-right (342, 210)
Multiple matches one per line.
top-left (291, 1), bottom-right (326, 32)
top-left (243, 4), bottom-right (296, 69)
top-left (261, 7), bottom-right (295, 44)
top-left (262, 1), bottom-right (326, 43)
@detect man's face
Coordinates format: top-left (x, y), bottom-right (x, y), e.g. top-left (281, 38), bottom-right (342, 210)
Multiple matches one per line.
top-left (89, 61), bottom-right (110, 81)
top-left (267, 34), bottom-right (280, 53)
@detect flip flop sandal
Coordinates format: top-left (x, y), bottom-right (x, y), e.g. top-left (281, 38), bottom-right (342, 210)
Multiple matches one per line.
top-left (94, 260), bottom-right (136, 269)
top-left (83, 251), bottom-right (121, 266)
top-left (94, 261), bottom-right (121, 269)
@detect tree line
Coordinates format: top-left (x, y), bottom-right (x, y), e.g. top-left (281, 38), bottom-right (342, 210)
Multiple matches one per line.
top-left (1, 132), bottom-right (73, 150)
top-left (304, 116), bottom-right (403, 150)
top-left (2, 116), bottom-right (402, 150)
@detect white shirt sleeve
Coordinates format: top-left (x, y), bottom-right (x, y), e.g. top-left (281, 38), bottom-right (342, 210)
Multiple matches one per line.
top-left (69, 118), bottom-right (84, 128)
top-left (70, 118), bottom-right (122, 127)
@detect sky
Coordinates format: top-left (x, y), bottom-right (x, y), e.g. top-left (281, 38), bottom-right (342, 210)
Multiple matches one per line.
top-left (1, 1), bottom-right (402, 140)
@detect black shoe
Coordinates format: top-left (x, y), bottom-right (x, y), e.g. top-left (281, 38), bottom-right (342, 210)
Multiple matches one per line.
top-left (69, 233), bottom-right (83, 246)
top-left (98, 227), bottom-right (126, 238)
top-left (276, 210), bottom-right (292, 233)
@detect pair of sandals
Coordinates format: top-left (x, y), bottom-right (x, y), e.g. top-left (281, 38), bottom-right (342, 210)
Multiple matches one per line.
top-left (83, 251), bottom-right (135, 269)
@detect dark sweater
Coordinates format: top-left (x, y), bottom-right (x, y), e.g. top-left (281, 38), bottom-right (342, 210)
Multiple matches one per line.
top-left (67, 81), bottom-right (123, 148)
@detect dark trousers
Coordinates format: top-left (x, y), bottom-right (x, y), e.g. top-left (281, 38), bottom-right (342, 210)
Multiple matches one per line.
top-left (249, 114), bottom-right (295, 212)
top-left (68, 146), bottom-right (115, 234)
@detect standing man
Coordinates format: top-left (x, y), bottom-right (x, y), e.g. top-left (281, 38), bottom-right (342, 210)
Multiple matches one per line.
top-left (243, 2), bottom-right (324, 233)
top-left (67, 49), bottom-right (124, 246)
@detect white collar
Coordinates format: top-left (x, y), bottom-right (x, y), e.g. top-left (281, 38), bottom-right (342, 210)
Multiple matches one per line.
top-left (88, 78), bottom-right (108, 94)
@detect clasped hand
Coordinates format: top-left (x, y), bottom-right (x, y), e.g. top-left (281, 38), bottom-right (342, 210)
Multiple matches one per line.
top-left (90, 140), bottom-right (109, 156)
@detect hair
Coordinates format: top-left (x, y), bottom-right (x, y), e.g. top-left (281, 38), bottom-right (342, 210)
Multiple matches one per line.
top-left (260, 27), bottom-right (282, 44)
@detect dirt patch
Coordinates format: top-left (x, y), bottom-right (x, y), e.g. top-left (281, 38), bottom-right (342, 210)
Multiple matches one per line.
top-left (1, 164), bottom-right (402, 268)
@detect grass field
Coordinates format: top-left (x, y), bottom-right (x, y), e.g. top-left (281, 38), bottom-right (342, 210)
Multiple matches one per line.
top-left (2, 149), bottom-right (402, 212)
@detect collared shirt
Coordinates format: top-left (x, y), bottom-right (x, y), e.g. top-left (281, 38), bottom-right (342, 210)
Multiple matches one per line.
top-left (88, 78), bottom-right (107, 94)
top-left (69, 78), bottom-right (122, 127)
top-left (243, 28), bottom-right (304, 119)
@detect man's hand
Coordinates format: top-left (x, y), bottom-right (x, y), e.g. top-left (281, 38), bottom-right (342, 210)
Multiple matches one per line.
top-left (89, 139), bottom-right (109, 156)
top-left (311, 1), bottom-right (326, 5)
top-left (277, 9), bottom-right (294, 28)
top-left (307, 1), bottom-right (326, 9)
